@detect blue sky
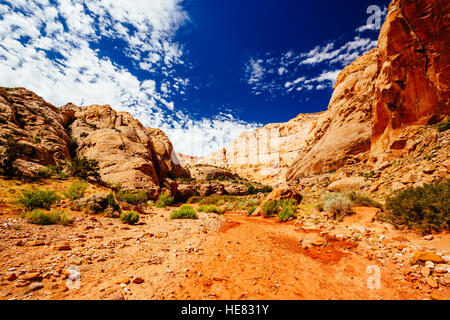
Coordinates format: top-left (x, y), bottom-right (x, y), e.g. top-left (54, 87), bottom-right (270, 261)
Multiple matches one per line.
top-left (0, 0), bottom-right (389, 156)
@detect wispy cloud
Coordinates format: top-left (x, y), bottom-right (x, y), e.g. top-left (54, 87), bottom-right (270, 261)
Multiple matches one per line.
top-left (0, 0), bottom-right (260, 156)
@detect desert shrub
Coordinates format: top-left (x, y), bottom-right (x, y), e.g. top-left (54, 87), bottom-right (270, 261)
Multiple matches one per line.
top-left (106, 193), bottom-right (120, 212)
top-left (68, 157), bottom-right (100, 181)
top-left (382, 179), bottom-right (449, 233)
top-left (17, 189), bottom-right (60, 210)
top-left (187, 195), bottom-right (202, 203)
top-left (197, 205), bottom-right (225, 214)
top-left (224, 202), bottom-right (234, 212)
top-left (0, 136), bottom-right (32, 178)
top-left (437, 117), bottom-right (450, 132)
top-left (346, 191), bottom-right (383, 209)
top-left (156, 192), bottom-right (174, 208)
top-left (316, 203), bottom-right (324, 212)
top-left (33, 135), bottom-right (41, 144)
top-left (198, 194), bottom-right (236, 206)
top-left (25, 209), bottom-right (71, 226)
top-left (63, 180), bottom-right (88, 201)
top-left (235, 198), bottom-right (260, 210)
top-left (116, 190), bottom-right (148, 205)
top-left (247, 205), bottom-right (257, 216)
top-left (170, 205), bottom-right (198, 219)
top-left (321, 192), bottom-right (353, 219)
top-left (261, 200), bottom-right (278, 217)
top-left (247, 185), bottom-right (273, 195)
top-left (120, 211), bottom-right (140, 225)
top-left (278, 206), bottom-right (295, 222)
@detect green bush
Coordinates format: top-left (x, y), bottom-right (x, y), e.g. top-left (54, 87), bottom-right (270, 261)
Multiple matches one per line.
top-left (247, 205), bottom-right (257, 216)
top-left (69, 157), bottom-right (100, 181)
top-left (170, 205), bottom-right (198, 219)
top-left (247, 185), bottom-right (273, 195)
top-left (198, 194), bottom-right (236, 206)
top-left (261, 200), bottom-right (278, 217)
top-left (63, 180), bottom-right (88, 201)
top-left (321, 192), bottom-right (353, 219)
top-left (383, 179), bottom-right (449, 232)
top-left (437, 117), bottom-right (450, 133)
top-left (278, 206), bottom-right (295, 222)
top-left (116, 190), bottom-right (148, 205)
top-left (17, 189), bottom-right (60, 210)
top-left (197, 205), bottom-right (225, 214)
top-left (0, 136), bottom-right (32, 178)
top-left (107, 193), bottom-right (120, 212)
top-left (25, 209), bottom-right (71, 226)
top-left (346, 191), bottom-right (383, 209)
top-left (120, 211), bottom-right (140, 225)
top-left (156, 192), bottom-right (174, 208)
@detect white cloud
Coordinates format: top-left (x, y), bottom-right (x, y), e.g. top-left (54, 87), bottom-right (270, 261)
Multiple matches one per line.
top-left (0, 0), bottom-right (260, 156)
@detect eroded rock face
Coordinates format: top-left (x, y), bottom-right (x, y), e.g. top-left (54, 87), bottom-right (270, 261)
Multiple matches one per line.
top-left (371, 0), bottom-right (450, 163)
top-left (0, 88), bottom-right (188, 197)
top-left (0, 87), bottom-right (72, 176)
top-left (63, 103), bottom-right (186, 197)
top-left (287, 49), bottom-right (379, 181)
top-left (198, 112), bottom-right (325, 185)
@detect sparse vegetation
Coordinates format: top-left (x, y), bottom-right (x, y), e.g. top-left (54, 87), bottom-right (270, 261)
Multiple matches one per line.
top-left (63, 179), bottom-right (88, 201)
top-left (437, 117), bottom-right (450, 132)
top-left (247, 205), bottom-right (257, 216)
top-left (197, 205), bottom-right (225, 214)
top-left (116, 190), bottom-right (148, 205)
top-left (69, 157), bottom-right (100, 181)
top-left (247, 185), bottom-right (272, 195)
top-left (156, 191), bottom-right (174, 208)
top-left (0, 136), bottom-right (32, 178)
top-left (24, 209), bottom-right (71, 226)
top-left (170, 205), bottom-right (198, 219)
top-left (346, 191), bottom-right (383, 209)
top-left (120, 211), bottom-right (140, 225)
top-left (382, 179), bottom-right (449, 233)
top-left (261, 199), bottom-right (297, 221)
top-left (106, 193), bottom-right (120, 212)
top-left (17, 189), bottom-right (60, 210)
top-left (321, 192), bottom-right (353, 219)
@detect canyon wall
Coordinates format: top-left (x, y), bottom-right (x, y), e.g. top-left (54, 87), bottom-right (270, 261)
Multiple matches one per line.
top-left (197, 112), bottom-right (325, 184)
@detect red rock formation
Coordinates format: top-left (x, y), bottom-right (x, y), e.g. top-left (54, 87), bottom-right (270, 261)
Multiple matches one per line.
top-left (371, 0), bottom-right (450, 162)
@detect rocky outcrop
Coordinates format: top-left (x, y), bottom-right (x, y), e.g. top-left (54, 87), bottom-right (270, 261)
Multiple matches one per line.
top-left (371, 0), bottom-right (450, 163)
top-left (286, 49), bottom-right (379, 181)
top-left (0, 87), bottom-right (188, 198)
top-left (198, 112), bottom-right (325, 185)
top-left (188, 165), bottom-right (237, 181)
top-left (0, 87), bottom-right (72, 175)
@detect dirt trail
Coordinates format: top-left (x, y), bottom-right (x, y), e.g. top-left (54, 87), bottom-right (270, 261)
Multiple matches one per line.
top-left (1, 208), bottom-right (449, 300)
top-left (162, 212), bottom-right (448, 300)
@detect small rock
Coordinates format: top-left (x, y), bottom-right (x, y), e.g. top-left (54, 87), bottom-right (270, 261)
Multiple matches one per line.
top-left (22, 273), bottom-right (41, 281)
top-left (421, 267), bottom-right (431, 278)
top-left (6, 273), bottom-right (17, 281)
top-left (57, 245), bottom-right (71, 251)
top-left (132, 277), bottom-right (144, 284)
top-left (434, 264), bottom-right (450, 273)
top-left (426, 277), bottom-right (439, 289)
top-left (112, 275), bottom-right (130, 285)
top-left (423, 235), bottom-right (433, 241)
top-left (29, 282), bottom-right (44, 291)
top-left (411, 252), bottom-right (445, 264)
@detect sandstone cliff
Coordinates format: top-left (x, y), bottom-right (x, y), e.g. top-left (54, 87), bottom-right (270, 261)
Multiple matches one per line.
top-left (197, 112), bottom-right (325, 185)
top-left (0, 87), bottom-right (188, 198)
top-left (371, 0), bottom-right (450, 163)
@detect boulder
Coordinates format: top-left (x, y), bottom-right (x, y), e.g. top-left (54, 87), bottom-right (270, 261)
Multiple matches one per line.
top-left (327, 177), bottom-right (368, 192)
top-left (224, 184), bottom-right (248, 196)
top-left (175, 184), bottom-right (198, 202)
top-left (71, 193), bottom-right (119, 214)
top-left (198, 183), bottom-right (226, 197)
